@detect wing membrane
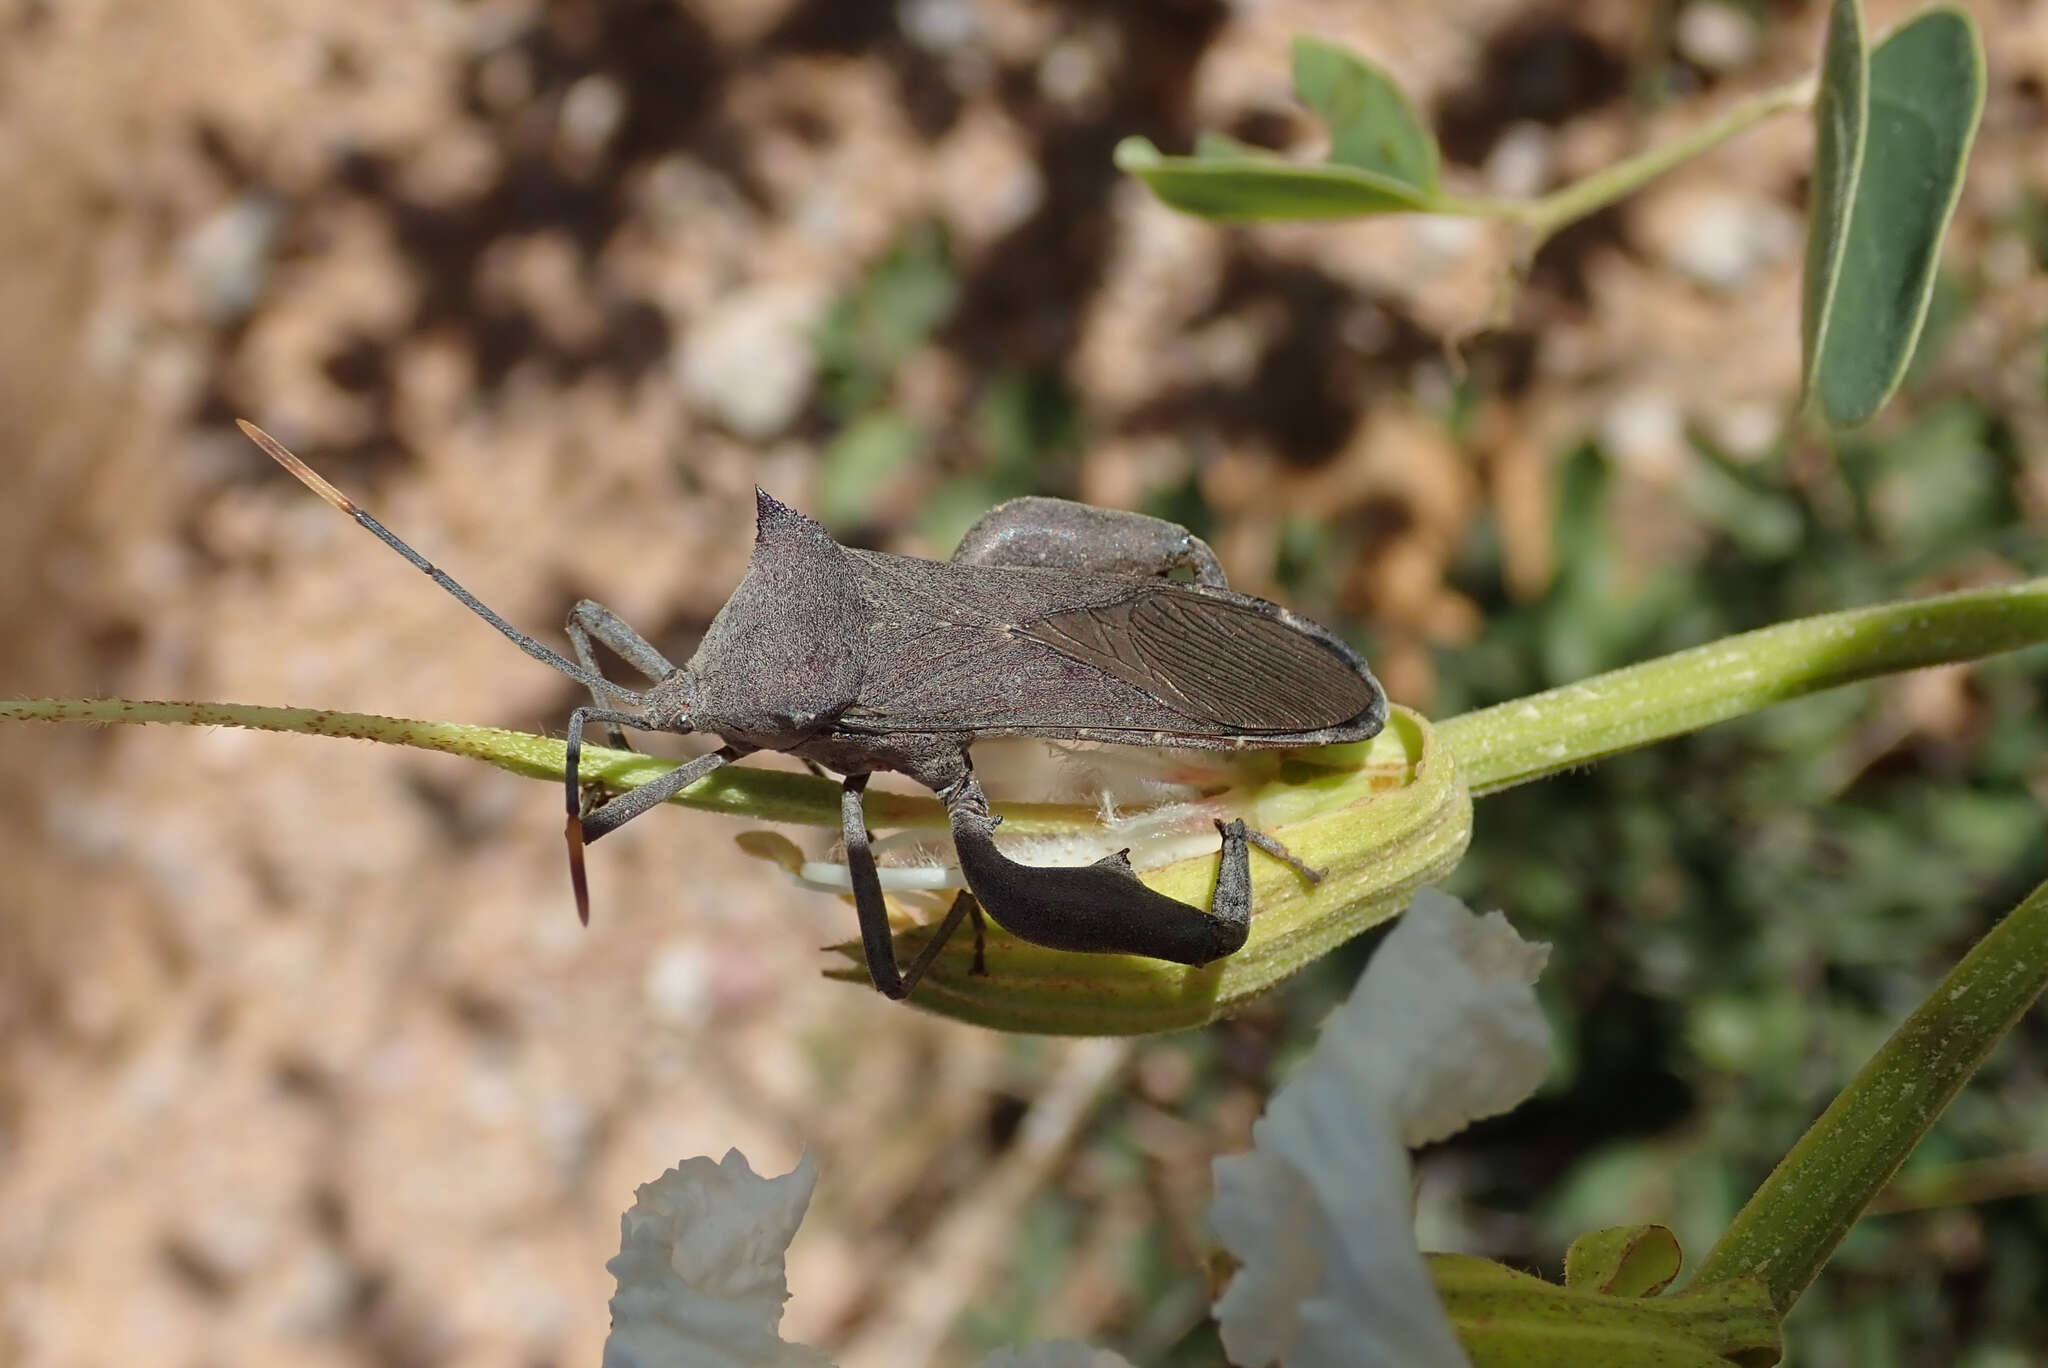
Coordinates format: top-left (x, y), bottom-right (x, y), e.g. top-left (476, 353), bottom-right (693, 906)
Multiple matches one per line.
top-left (1019, 589), bottom-right (1377, 733)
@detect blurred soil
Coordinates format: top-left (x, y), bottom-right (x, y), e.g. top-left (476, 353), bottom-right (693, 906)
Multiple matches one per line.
top-left (0, 1), bottom-right (2044, 1365)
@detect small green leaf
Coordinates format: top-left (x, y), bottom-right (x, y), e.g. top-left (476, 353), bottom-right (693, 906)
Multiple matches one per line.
top-left (1290, 35), bottom-right (1439, 193)
top-left (1433, 1254), bottom-right (1780, 1367)
top-left (1800, 0), bottom-right (1866, 397)
top-left (1114, 135), bottom-right (1436, 221)
top-left (1114, 36), bottom-right (1442, 222)
top-left (818, 411), bottom-right (925, 528)
top-left (1194, 130), bottom-right (1272, 161)
top-left (1803, 4), bottom-right (1985, 427)
top-left (1564, 1225), bottom-right (1684, 1298)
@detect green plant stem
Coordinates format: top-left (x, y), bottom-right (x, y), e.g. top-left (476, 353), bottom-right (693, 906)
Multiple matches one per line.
top-left (1433, 75), bottom-right (1813, 251)
top-left (0, 696), bottom-right (1093, 831)
top-left (9, 578), bottom-right (2048, 827)
top-left (1692, 876), bottom-right (2048, 1312)
top-left (1438, 576), bottom-right (2048, 796)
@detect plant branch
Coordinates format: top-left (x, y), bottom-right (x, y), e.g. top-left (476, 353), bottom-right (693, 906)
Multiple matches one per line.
top-left (1691, 876), bottom-right (2048, 1312)
top-left (12, 577), bottom-right (2047, 829)
top-left (1437, 577), bottom-right (2048, 796)
top-left (1432, 76), bottom-right (1813, 257)
top-left (0, 697), bottom-right (1129, 831)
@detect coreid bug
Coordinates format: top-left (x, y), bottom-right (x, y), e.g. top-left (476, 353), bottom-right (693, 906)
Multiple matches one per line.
top-left (240, 422), bottom-right (1386, 999)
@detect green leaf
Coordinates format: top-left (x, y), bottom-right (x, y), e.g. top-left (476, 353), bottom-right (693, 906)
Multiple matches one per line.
top-left (1564, 1225), bottom-right (1684, 1298)
top-left (1433, 1254), bottom-right (1780, 1367)
top-left (1114, 35), bottom-right (1442, 221)
top-left (1193, 130), bottom-right (1272, 161)
top-left (1114, 135), bottom-right (1436, 221)
top-left (1290, 35), bottom-right (1438, 192)
top-left (1800, 0), bottom-right (1866, 408)
top-left (1802, 4), bottom-right (1985, 427)
top-left (818, 411), bottom-right (925, 528)
top-left (815, 221), bottom-right (955, 415)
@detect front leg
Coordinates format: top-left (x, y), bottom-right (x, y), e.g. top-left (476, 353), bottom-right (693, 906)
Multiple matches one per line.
top-left (566, 720), bottom-right (747, 924)
top-left (566, 598), bottom-right (678, 749)
top-left (952, 496), bottom-right (1229, 586)
top-left (941, 772), bottom-right (1251, 966)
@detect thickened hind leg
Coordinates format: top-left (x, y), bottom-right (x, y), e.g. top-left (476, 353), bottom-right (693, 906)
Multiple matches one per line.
top-left (951, 497), bottom-right (1229, 587)
top-left (940, 772), bottom-right (1251, 966)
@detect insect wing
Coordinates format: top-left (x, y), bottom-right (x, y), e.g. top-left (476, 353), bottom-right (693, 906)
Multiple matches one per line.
top-left (1017, 587), bottom-right (1380, 734)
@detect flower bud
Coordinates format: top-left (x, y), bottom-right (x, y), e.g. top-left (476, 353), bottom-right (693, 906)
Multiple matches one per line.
top-left (740, 706), bottom-right (1471, 1034)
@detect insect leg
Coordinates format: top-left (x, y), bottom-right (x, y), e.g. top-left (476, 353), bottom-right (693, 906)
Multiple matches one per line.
top-left (566, 599), bottom-right (676, 749)
top-left (951, 496), bottom-right (1229, 586)
top-left (894, 891), bottom-right (981, 999)
top-left (941, 773), bottom-right (1251, 966)
top-left (578, 745), bottom-right (744, 842)
top-left (563, 700), bottom-right (740, 922)
top-left (1241, 827), bottom-right (1325, 884)
top-left (841, 773), bottom-right (906, 999)
top-left (835, 802), bottom-right (984, 999)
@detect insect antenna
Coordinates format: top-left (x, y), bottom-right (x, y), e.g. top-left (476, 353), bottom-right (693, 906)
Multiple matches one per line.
top-left (238, 421), bottom-right (633, 699)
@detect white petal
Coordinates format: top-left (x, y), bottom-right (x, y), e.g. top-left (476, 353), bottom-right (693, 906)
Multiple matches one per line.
top-left (1211, 889), bottom-right (1551, 1368)
top-left (1347, 888), bottom-right (1552, 1149)
top-left (973, 1341), bottom-right (1138, 1368)
top-left (604, 1150), bottom-right (834, 1368)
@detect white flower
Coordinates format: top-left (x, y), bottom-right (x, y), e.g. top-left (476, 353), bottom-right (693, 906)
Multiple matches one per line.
top-left (600, 889), bottom-right (1544, 1368)
top-left (603, 1150), bottom-right (832, 1368)
top-left (603, 1149), bottom-right (1137, 1368)
top-left (1209, 888), bottom-right (1552, 1368)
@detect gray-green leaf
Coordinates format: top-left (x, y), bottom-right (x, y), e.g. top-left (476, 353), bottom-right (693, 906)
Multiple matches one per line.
top-left (1114, 136), bottom-right (1436, 221)
top-left (818, 411), bottom-right (925, 529)
top-left (1291, 34), bottom-right (1439, 193)
top-left (1800, 0), bottom-right (1866, 398)
top-left (1114, 35), bottom-right (1443, 222)
top-left (1802, 2), bottom-right (1985, 427)
top-left (1193, 130), bottom-right (1272, 162)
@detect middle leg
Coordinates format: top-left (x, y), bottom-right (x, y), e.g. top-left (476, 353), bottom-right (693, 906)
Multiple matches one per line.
top-left (840, 777), bottom-right (989, 1000)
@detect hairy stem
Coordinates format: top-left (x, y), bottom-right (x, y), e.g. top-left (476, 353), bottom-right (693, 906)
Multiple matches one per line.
top-left (1433, 76), bottom-right (1813, 256)
top-left (0, 697), bottom-right (948, 827)
top-left (1438, 577), bottom-right (2048, 796)
top-left (10, 579), bottom-right (2048, 828)
top-left (1692, 877), bottom-right (2048, 1311)
top-left (0, 697), bottom-right (1134, 832)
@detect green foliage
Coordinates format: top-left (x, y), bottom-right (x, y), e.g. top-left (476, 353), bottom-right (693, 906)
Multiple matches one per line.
top-left (1801, 0), bottom-right (1868, 416)
top-left (818, 411), bottom-right (927, 529)
top-left (918, 370), bottom-right (1084, 552)
top-left (1122, 4), bottom-right (1987, 437)
top-left (1564, 1225), bottom-right (1683, 1298)
top-left (1289, 36), bottom-right (1440, 194)
top-left (960, 1191), bottom-right (1083, 1352)
top-left (1430, 409), bottom-right (2048, 1361)
top-left (1112, 137), bottom-right (1437, 221)
top-left (814, 222), bottom-right (956, 529)
top-left (1802, 3), bottom-right (1986, 427)
top-left (811, 221), bottom-right (1093, 542)
top-left (815, 220), bottom-right (956, 417)
top-left (1114, 37), bottom-right (1441, 221)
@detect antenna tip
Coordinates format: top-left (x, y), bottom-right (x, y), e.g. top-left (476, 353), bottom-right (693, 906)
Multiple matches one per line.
top-left (237, 419), bottom-right (360, 516)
